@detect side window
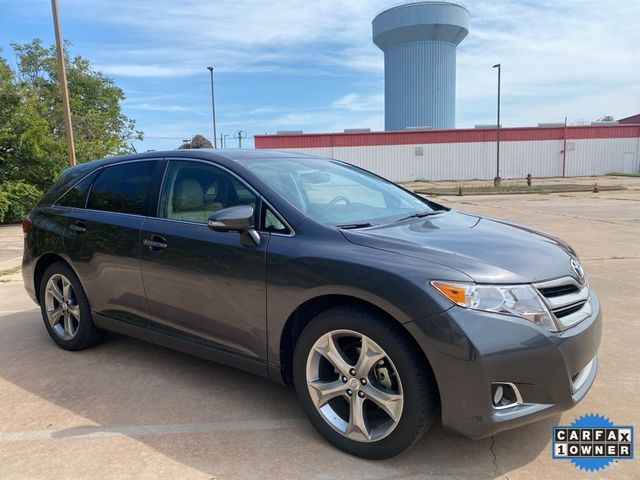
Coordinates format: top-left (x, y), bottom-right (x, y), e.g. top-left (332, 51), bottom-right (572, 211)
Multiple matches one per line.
top-left (263, 206), bottom-right (290, 234)
top-left (159, 160), bottom-right (257, 224)
top-left (87, 161), bottom-right (156, 215)
top-left (56, 170), bottom-right (99, 208)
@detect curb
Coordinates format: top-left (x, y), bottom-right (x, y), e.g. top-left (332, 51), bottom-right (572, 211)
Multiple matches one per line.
top-left (415, 186), bottom-right (627, 196)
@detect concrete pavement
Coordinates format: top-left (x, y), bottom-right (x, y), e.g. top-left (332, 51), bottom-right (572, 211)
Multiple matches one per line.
top-left (0, 187), bottom-right (638, 479)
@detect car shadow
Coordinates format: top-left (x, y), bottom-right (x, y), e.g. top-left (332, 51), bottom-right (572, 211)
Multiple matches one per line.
top-left (0, 310), bottom-right (554, 479)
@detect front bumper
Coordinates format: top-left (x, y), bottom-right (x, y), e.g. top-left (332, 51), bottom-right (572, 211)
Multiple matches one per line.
top-left (405, 292), bottom-right (602, 439)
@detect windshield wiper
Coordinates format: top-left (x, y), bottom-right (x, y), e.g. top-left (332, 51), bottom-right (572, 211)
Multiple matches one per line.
top-left (394, 210), bottom-right (445, 223)
top-left (336, 222), bottom-right (374, 229)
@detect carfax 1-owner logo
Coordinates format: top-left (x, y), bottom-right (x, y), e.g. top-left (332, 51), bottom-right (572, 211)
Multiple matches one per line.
top-left (552, 414), bottom-right (634, 471)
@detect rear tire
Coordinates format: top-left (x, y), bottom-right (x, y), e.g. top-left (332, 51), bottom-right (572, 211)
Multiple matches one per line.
top-left (293, 306), bottom-right (438, 459)
top-left (39, 262), bottom-right (106, 351)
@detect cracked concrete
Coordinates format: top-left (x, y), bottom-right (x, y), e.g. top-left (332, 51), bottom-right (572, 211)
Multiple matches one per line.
top-left (0, 185), bottom-right (639, 479)
top-left (489, 436), bottom-right (498, 477)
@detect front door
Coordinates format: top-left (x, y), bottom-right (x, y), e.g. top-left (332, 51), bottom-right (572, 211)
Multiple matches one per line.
top-left (140, 159), bottom-right (268, 370)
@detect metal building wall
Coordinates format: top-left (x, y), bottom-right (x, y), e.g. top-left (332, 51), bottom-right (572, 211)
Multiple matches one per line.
top-left (565, 138), bottom-right (639, 176)
top-left (255, 125), bottom-right (640, 182)
top-left (260, 138), bottom-right (638, 182)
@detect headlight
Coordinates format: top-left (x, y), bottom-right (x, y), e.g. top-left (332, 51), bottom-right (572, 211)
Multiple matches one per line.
top-left (431, 281), bottom-right (556, 331)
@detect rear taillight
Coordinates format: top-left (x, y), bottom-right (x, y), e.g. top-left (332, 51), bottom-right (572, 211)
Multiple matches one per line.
top-left (22, 214), bottom-right (32, 235)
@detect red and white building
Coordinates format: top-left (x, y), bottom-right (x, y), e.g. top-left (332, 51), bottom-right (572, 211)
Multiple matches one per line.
top-left (255, 123), bottom-right (640, 182)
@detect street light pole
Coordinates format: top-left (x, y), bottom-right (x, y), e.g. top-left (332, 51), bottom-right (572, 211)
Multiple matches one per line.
top-left (51, 0), bottom-right (76, 166)
top-left (492, 63), bottom-right (501, 187)
top-left (206, 66), bottom-right (217, 148)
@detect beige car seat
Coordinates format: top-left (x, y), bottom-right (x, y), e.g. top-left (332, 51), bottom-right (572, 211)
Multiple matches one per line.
top-left (170, 178), bottom-right (222, 223)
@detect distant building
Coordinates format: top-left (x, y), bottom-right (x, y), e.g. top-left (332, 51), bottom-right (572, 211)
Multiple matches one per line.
top-left (619, 113), bottom-right (640, 125)
top-left (255, 124), bottom-right (640, 181)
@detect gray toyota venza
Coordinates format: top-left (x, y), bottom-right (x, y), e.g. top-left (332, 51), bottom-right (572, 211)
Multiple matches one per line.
top-left (22, 150), bottom-right (601, 459)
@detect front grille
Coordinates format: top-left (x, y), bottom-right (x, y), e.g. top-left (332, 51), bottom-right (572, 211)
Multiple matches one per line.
top-left (538, 284), bottom-right (580, 298)
top-left (534, 277), bottom-right (591, 330)
top-left (553, 302), bottom-right (585, 318)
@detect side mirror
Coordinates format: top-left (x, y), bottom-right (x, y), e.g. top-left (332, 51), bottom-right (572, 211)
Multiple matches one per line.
top-left (208, 205), bottom-right (260, 245)
top-left (208, 205), bottom-right (255, 231)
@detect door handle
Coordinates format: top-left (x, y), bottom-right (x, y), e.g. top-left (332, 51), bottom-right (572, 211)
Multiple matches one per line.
top-left (69, 222), bottom-right (86, 233)
top-left (143, 235), bottom-right (167, 251)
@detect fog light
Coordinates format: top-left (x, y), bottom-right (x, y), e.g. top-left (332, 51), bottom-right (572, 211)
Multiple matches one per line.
top-left (491, 382), bottom-right (523, 410)
top-left (493, 385), bottom-right (504, 405)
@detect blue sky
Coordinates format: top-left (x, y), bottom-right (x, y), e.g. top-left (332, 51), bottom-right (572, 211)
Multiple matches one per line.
top-left (1, 0), bottom-right (639, 152)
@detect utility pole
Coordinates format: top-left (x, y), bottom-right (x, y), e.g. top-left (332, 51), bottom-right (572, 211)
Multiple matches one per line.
top-left (206, 66), bottom-right (217, 148)
top-left (234, 130), bottom-right (247, 149)
top-left (51, 0), bottom-right (76, 166)
top-left (562, 116), bottom-right (568, 178)
top-left (492, 63), bottom-right (501, 187)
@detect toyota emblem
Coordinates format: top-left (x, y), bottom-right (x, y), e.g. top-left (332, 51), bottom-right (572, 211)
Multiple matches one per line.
top-left (570, 258), bottom-right (584, 280)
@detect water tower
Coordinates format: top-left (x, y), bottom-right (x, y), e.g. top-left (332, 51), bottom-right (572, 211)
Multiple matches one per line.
top-left (373, 1), bottom-right (469, 131)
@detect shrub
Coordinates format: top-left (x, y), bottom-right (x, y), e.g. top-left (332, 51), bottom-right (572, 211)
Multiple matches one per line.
top-left (0, 181), bottom-right (42, 223)
top-left (0, 193), bottom-right (9, 223)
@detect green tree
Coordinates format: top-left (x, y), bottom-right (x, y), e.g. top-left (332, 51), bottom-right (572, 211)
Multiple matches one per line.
top-left (178, 134), bottom-right (213, 149)
top-left (0, 39), bottom-right (142, 192)
top-left (0, 181), bottom-right (42, 223)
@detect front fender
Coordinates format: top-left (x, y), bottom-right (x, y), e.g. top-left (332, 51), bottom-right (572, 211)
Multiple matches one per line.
top-left (264, 232), bottom-right (468, 367)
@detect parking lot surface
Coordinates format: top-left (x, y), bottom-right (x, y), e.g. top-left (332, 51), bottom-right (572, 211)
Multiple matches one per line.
top-left (1, 185), bottom-right (639, 479)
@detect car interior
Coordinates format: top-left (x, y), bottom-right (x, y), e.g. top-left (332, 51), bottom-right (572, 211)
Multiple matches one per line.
top-left (162, 164), bottom-right (256, 223)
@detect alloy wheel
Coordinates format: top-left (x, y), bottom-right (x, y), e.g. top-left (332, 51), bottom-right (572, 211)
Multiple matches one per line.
top-left (44, 273), bottom-right (80, 340)
top-left (305, 329), bottom-right (404, 442)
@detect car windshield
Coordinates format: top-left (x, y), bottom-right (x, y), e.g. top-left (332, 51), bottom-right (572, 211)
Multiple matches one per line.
top-left (244, 158), bottom-right (436, 227)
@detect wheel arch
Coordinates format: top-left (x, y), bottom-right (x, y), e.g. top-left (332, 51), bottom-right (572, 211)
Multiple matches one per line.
top-left (33, 253), bottom-right (74, 303)
top-left (278, 293), bottom-right (439, 401)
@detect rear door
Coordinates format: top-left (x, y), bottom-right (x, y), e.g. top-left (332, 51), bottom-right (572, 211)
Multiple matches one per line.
top-left (140, 159), bottom-right (268, 373)
top-left (63, 159), bottom-right (162, 337)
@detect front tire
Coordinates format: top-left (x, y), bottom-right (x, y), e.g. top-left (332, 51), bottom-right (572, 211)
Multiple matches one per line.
top-left (293, 306), bottom-right (438, 459)
top-left (39, 262), bottom-right (106, 351)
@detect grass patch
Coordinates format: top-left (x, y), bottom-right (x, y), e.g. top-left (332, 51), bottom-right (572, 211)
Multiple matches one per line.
top-left (415, 183), bottom-right (626, 195)
top-left (0, 265), bottom-right (20, 277)
top-left (606, 172), bottom-right (640, 177)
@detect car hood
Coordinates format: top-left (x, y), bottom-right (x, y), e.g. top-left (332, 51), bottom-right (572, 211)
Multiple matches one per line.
top-left (342, 210), bottom-right (580, 284)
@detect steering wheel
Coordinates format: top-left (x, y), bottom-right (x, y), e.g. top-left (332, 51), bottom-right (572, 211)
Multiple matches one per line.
top-left (328, 195), bottom-right (351, 206)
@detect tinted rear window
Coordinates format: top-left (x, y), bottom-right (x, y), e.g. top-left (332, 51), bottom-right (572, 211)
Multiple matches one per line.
top-left (87, 161), bottom-right (156, 215)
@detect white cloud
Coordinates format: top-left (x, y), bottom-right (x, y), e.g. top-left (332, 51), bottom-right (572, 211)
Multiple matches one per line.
top-left (64, 0), bottom-right (388, 78)
top-left (124, 102), bottom-right (194, 112)
top-left (94, 63), bottom-right (199, 78)
top-left (332, 93), bottom-right (384, 112)
top-left (456, 0), bottom-right (640, 125)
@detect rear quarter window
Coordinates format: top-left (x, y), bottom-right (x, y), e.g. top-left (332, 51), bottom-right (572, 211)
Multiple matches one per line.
top-left (56, 170), bottom-right (99, 208)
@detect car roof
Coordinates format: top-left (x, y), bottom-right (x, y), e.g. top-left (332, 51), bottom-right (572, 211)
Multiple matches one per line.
top-left (74, 148), bottom-right (319, 170)
top-left (55, 150), bottom-right (332, 186)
